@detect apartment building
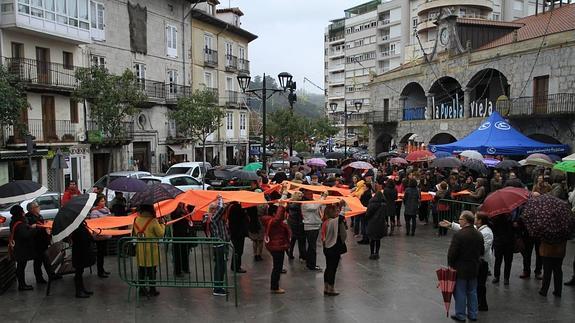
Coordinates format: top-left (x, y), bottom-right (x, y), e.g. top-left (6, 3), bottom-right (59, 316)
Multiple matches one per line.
top-left (0, 0), bottom-right (256, 188)
top-left (0, 0), bottom-right (93, 190)
top-left (189, 1), bottom-right (256, 166)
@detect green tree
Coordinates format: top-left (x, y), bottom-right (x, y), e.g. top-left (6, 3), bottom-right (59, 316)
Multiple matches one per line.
top-left (169, 89), bottom-right (224, 184)
top-left (74, 66), bottom-right (145, 143)
top-left (266, 109), bottom-right (310, 151)
top-left (294, 141), bottom-right (309, 153)
top-left (0, 65), bottom-right (29, 146)
top-left (311, 117), bottom-right (339, 141)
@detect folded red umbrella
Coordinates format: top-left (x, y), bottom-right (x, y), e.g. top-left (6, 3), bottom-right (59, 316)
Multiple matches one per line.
top-left (436, 267), bottom-right (457, 317)
top-left (478, 187), bottom-right (530, 217)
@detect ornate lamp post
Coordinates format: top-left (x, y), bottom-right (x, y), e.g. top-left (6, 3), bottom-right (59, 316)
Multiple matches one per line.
top-left (237, 72), bottom-right (294, 173)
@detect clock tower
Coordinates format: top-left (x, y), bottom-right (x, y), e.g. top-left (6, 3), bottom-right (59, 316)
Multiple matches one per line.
top-left (430, 9), bottom-right (466, 61)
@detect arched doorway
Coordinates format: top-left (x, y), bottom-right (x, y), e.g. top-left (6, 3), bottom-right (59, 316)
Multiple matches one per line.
top-left (400, 82), bottom-right (427, 121)
top-left (375, 133), bottom-right (393, 154)
top-left (467, 68), bottom-right (510, 118)
top-left (527, 133), bottom-right (562, 144)
top-left (429, 133), bottom-right (457, 145)
top-left (429, 77), bottom-right (464, 120)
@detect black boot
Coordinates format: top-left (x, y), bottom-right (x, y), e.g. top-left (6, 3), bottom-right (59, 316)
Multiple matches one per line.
top-left (405, 223), bottom-right (411, 236)
top-left (74, 276), bottom-right (90, 298)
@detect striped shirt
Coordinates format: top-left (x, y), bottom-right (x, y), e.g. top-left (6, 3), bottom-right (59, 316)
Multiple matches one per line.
top-left (206, 197), bottom-right (230, 242)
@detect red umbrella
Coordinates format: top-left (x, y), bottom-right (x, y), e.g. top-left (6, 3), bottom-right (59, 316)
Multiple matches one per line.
top-left (436, 267), bottom-right (457, 317)
top-left (478, 187), bottom-right (530, 217)
top-left (406, 150), bottom-right (436, 163)
top-left (389, 157), bottom-right (408, 166)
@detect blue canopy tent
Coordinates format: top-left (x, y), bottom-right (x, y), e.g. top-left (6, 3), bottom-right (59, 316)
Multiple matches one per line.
top-left (428, 112), bottom-right (570, 156)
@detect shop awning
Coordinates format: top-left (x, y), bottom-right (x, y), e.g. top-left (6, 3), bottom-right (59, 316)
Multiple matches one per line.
top-left (167, 145), bottom-right (194, 156)
top-left (0, 149), bottom-right (49, 160)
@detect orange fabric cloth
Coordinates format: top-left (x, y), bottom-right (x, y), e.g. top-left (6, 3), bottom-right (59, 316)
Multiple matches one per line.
top-left (285, 181), bottom-right (352, 197)
top-left (451, 190), bottom-right (472, 198)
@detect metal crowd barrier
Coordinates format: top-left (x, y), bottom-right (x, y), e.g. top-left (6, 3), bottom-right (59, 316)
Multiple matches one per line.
top-left (117, 237), bottom-right (238, 306)
top-left (437, 199), bottom-right (481, 223)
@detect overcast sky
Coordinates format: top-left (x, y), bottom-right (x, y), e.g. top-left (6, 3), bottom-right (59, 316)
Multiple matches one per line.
top-left (234, 0), bottom-right (366, 94)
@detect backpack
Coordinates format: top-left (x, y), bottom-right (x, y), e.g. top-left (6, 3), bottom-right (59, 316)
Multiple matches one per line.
top-left (123, 217), bottom-right (154, 257)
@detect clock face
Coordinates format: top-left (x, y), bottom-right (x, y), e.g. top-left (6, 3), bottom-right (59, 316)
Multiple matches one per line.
top-left (440, 28), bottom-right (449, 46)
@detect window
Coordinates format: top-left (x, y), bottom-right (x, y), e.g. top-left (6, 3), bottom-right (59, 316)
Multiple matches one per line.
top-left (91, 54), bottom-right (105, 67)
top-left (167, 70), bottom-right (177, 94)
top-left (240, 113), bottom-right (246, 130)
top-left (238, 46), bottom-right (245, 60)
top-left (225, 42), bottom-right (233, 59)
top-left (18, 0), bottom-right (89, 28)
top-left (134, 63), bottom-right (145, 79)
top-left (492, 13), bottom-right (500, 20)
top-left (226, 112), bottom-right (233, 130)
top-left (63, 51), bottom-right (73, 69)
top-left (90, 1), bottom-right (105, 40)
top-left (166, 24), bottom-right (177, 57)
top-left (513, 0), bottom-right (523, 11)
top-left (204, 71), bottom-right (213, 88)
top-left (459, 8), bottom-right (466, 17)
top-left (204, 34), bottom-right (213, 50)
top-left (70, 99), bottom-right (79, 123)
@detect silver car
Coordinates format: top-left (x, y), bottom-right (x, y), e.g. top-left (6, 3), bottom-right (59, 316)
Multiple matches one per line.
top-left (94, 171), bottom-right (151, 201)
top-left (0, 192), bottom-right (61, 239)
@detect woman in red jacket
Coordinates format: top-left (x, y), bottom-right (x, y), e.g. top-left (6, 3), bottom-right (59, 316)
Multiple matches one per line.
top-left (262, 203), bottom-right (291, 294)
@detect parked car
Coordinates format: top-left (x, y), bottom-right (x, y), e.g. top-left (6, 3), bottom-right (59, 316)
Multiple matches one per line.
top-left (269, 160), bottom-right (291, 179)
top-left (94, 171), bottom-right (151, 201)
top-left (204, 165), bottom-right (253, 189)
top-left (140, 174), bottom-right (211, 191)
top-left (0, 192), bottom-right (61, 239)
top-left (165, 162), bottom-right (212, 183)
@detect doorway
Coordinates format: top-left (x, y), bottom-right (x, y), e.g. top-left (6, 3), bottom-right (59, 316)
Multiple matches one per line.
top-left (133, 142), bottom-right (151, 172)
top-left (36, 47), bottom-right (50, 84)
top-left (93, 153), bottom-right (110, 183)
top-left (226, 146), bottom-right (234, 165)
top-left (42, 96), bottom-right (57, 141)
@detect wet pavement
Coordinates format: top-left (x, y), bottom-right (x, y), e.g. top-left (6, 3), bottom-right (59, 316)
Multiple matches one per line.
top-left (3, 223), bottom-right (575, 323)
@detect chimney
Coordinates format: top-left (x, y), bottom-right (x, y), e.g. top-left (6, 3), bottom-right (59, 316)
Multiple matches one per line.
top-left (512, 30), bottom-right (518, 43)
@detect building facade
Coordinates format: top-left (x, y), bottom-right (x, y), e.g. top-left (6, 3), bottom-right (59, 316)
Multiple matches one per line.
top-left (0, 0), bottom-right (256, 189)
top-left (368, 3), bottom-right (575, 155)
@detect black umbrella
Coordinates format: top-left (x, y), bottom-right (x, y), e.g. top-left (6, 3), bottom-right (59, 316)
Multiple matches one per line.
top-left (0, 180), bottom-right (48, 204)
top-left (311, 152), bottom-right (325, 158)
top-left (325, 152), bottom-right (344, 160)
top-left (495, 159), bottom-right (521, 171)
top-left (231, 170), bottom-right (260, 181)
top-left (52, 193), bottom-right (97, 243)
top-left (430, 157), bottom-right (462, 169)
top-left (297, 152), bottom-right (311, 159)
top-left (462, 159), bottom-right (489, 176)
top-left (130, 183), bottom-right (183, 206)
top-left (376, 151), bottom-right (399, 159)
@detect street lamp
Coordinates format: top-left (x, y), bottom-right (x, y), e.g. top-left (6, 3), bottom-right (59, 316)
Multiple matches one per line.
top-left (329, 103), bottom-right (338, 152)
top-left (330, 100), bottom-right (363, 158)
top-left (237, 72), bottom-right (293, 174)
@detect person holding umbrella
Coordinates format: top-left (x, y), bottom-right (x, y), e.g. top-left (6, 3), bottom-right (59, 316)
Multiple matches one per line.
top-left (25, 202), bottom-right (61, 284)
top-left (9, 205), bottom-right (39, 291)
top-left (539, 239), bottom-right (567, 297)
top-left (447, 211), bottom-right (484, 322)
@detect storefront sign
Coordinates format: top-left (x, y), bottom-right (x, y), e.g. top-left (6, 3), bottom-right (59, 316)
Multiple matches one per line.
top-left (403, 106), bottom-right (427, 121)
top-left (470, 99), bottom-right (494, 118)
top-left (432, 94), bottom-right (464, 119)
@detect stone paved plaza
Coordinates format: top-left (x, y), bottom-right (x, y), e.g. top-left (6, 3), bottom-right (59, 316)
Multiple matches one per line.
top-left (3, 224), bottom-right (575, 323)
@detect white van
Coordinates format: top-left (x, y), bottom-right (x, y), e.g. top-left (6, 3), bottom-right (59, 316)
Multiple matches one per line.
top-left (165, 162), bottom-right (212, 182)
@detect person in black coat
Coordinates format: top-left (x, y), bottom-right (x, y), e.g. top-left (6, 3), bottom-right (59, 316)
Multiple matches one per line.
top-left (171, 202), bottom-right (193, 276)
top-left (25, 202), bottom-right (60, 284)
top-left (366, 180), bottom-right (386, 259)
top-left (383, 180), bottom-right (398, 235)
top-left (9, 205), bottom-right (39, 291)
top-left (357, 182), bottom-right (374, 244)
top-left (447, 211), bottom-right (485, 322)
top-left (287, 191), bottom-right (306, 262)
top-left (72, 221), bottom-right (96, 298)
top-left (491, 213), bottom-right (515, 285)
top-left (228, 202), bottom-right (249, 273)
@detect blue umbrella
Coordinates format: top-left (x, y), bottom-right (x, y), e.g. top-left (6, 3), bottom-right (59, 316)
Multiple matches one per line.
top-left (130, 183), bottom-right (183, 206)
top-left (433, 151), bottom-right (452, 158)
top-left (107, 177), bottom-right (148, 193)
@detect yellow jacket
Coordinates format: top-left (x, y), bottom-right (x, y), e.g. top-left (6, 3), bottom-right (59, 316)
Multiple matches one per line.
top-left (133, 211), bottom-right (165, 267)
top-left (352, 180), bottom-right (367, 198)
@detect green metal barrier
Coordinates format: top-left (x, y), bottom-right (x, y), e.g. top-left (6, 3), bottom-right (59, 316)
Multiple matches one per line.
top-left (437, 199), bottom-right (481, 223)
top-left (117, 237), bottom-right (238, 306)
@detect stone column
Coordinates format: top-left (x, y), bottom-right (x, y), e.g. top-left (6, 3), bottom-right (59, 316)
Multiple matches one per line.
top-left (398, 96), bottom-right (407, 120)
top-left (426, 92), bottom-right (434, 120)
top-left (368, 125), bottom-right (376, 156)
top-left (464, 87), bottom-right (471, 118)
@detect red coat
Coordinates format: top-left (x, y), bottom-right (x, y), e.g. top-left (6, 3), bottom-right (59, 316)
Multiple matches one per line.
top-left (262, 206), bottom-right (291, 252)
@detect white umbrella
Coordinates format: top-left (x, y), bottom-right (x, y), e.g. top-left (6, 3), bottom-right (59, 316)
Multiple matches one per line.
top-left (459, 150), bottom-right (484, 161)
top-left (563, 153), bottom-right (575, 161)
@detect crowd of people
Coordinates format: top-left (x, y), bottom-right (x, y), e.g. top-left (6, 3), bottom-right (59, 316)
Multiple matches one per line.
top-left (7, 156), bottom-right (575, 320)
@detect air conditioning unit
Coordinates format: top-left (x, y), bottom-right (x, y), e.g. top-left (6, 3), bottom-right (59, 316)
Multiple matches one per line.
top-left (77, 132), bottom-right (86, 142)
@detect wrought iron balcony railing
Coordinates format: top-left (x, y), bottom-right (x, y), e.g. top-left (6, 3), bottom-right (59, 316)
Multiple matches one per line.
top-left (496, 93), bottom-right (575, 117)
top-left (3, 57), bottom-right (78, 89)
top-left (204, 49), bottom-right (218, 67)
top-left (3, 119), bottom-right (78, 144)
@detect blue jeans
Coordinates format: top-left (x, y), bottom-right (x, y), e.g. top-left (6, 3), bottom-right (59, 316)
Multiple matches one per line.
top-left (453, 278), bottom-right (478, 320)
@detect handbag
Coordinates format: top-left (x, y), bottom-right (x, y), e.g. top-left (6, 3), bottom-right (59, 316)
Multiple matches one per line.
top-left (513, 236), bottom-right (525, 254)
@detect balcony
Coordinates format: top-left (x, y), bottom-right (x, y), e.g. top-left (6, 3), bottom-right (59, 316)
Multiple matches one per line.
top-left (495, 93), bottom-right (575, 118)
top-left (86, 121), bottom-right (134, 145)
top-left (327, 35), bottom-right (345, 44)
top-left (403, 107), bottom-right (427, 121)
top-left (378, 19), bottom-right (390, 27)
top-left (238, 59), bottom-right (249, 74)
top-left (225, 55), bottom-right (238, 72)
top-left (3, 119), bottom-right (78, 145)
top-left (204, 49), bottom-right (218, 67)
top-left (166, 84), bottom-right (193, 103)
top-left (3, 57), bottom-right (78, 91)
top-left (205, 87), bottom-right (219, 103)
top-left (226, 90), bottom-right (239, 106)
top-left (365, 109), bottom-right (400, 124)
top-left (137, 79), bottom-right (167, 101)
top-left (0, 0), bottom-right (91, 44)
top-left (417, 0), bottom-right (493, 15)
